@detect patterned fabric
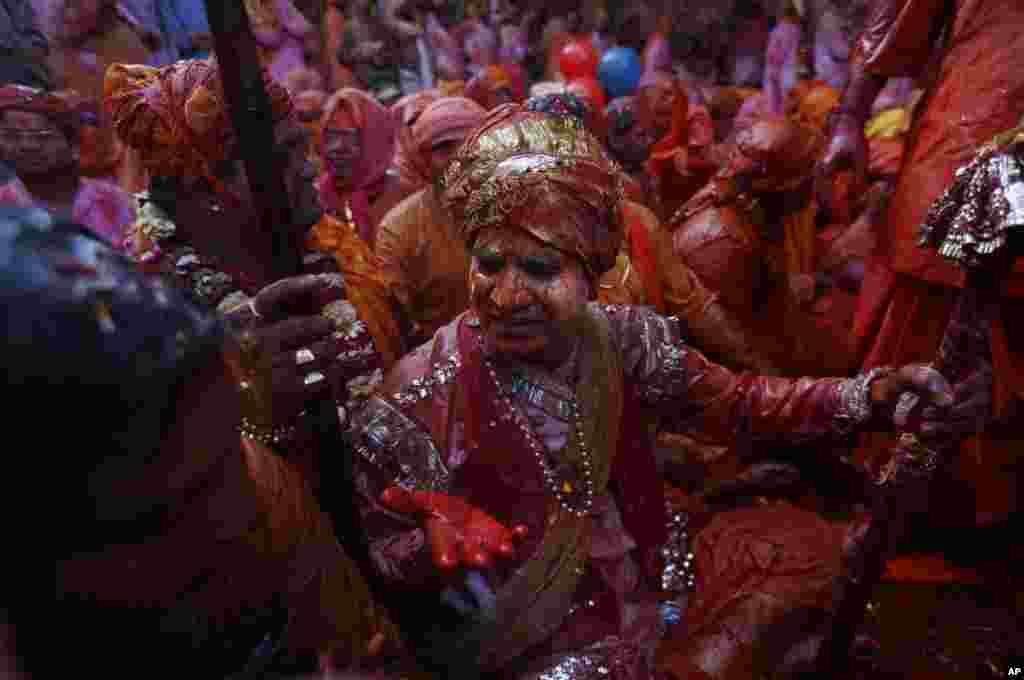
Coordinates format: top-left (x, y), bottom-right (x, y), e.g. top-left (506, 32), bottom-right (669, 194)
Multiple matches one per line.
top-left (439, 105), bottom-right (626, 279)
top-left (392, 96), bottom-right (487, 191)
top-left (105, 57), bottom-right (293, 183)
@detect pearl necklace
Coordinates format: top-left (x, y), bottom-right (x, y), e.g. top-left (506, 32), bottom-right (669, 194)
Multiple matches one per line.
top-left (483, 356), bottom-right (594, 518)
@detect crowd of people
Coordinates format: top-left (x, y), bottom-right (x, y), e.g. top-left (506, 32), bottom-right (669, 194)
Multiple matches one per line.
top-left (2, 0), bottom-right (1021, 678)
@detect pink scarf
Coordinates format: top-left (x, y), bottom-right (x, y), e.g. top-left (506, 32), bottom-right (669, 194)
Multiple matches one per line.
top-left (315, 89), bottom-right (398, 244)
top-left (392, 96), bottom-right (487, 191)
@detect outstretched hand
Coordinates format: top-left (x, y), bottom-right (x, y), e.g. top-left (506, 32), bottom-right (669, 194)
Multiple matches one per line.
top-left (870, 363), bottom-right (992, 439)
top-left (380, 487), bottom-right (528, 572)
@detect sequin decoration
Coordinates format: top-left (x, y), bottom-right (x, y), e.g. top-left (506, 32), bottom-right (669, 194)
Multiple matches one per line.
top-left (391, 353), bottom-right (463, 408)
top-left (920, 141), bottom-right (1024, 268)
top-left (661, 503), bottom-right (696, 593)
top-left (834, 366), bottom-right (893, 436)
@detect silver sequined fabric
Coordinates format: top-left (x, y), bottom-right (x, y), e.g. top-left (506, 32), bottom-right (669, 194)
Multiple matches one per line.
top-left (920, 144), bottom-right (1024, 268)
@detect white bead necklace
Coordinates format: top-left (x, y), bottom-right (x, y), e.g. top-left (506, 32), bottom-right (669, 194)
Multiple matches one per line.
top-left (483, 356), bottom-right (594, 518)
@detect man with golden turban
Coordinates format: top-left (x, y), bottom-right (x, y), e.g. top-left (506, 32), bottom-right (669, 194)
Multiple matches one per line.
top-left (0, 84), bottom-right (135, 248)
top-left (341, 103), bottom-right (982, 679)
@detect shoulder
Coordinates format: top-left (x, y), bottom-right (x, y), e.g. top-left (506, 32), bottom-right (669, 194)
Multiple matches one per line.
top-left (596, 302), bottom-right (683, 350)
top-left (380, 313), bottom-right (464, 405)
top-left (378, 187), bottom-right (430, 233)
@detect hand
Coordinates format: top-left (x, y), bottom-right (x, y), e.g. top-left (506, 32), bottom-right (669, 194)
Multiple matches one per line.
top-left (815, 113), bottom-right (867, 222)
top-left (869, 364), bottom-right (957, 437)
top-left (229, 274), bottom-right (358, 427)
top-left (380, 487), bottom-right (529, 571)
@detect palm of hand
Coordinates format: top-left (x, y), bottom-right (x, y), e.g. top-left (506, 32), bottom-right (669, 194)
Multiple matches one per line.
top-left (381, 487), bottom-right (528, 570)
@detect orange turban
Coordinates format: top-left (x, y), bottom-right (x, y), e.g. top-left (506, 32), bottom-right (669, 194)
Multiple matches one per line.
top-left (104, 57), bottom-right (293, 182)
top-left (439, 105), bottom-right (625, 278)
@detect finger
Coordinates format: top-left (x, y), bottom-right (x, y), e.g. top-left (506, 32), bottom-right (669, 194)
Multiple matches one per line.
top-left (427, 518), bottom-right (460, 570)
top-left (460, 535), bottom-right (491, 570)
top-left (258, 316), bottom-right (335, 355)
top-left (271, 337), bottom-right (346, 373)
top-left (511, 524), bottom-right (529, 541)
top-left (380, 486), bottom-right (423, 516)
top-left (366, 631), bottom-right (386, 657)
top-left (254, 275), bottom-right (332, 321)
top-left (906, 365), bottom-right (953, 408)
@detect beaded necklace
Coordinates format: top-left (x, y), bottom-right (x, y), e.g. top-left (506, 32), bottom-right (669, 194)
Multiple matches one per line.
top-left (482, 349), bottom-right (594, 518)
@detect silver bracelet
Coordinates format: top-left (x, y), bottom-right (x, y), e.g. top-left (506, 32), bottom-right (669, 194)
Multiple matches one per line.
top-left (835, 366), bottom-right (894, 435)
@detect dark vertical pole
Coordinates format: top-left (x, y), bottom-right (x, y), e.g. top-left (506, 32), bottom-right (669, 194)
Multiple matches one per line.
top-left (202, 0), bottom-right (303, 279)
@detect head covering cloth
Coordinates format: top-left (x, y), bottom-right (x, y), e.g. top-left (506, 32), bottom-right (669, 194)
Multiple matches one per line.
top-left (789, 81), bottom-right (840, 133)
top-left (465, 64), bottom-right (524, 111)
top-left (439, 104), bottom-right (625, 280)
top-left (391, 89), bottom-right (442, 127)
top-left (636, 71), bottom-right (690, 182)
top-left (393, 96), bottom-right (487, 191)
top-left (314, 88), bottom-right (398, 241)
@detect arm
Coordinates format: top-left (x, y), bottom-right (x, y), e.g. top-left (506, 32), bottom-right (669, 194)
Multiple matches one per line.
top-left (607, 306), bottom-right (952, 447)
top-left (817, 0), bottom-right (947, 216)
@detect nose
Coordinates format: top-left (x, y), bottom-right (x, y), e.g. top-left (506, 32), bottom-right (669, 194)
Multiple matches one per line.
top-left (489, 266), bottom-right (532, 311)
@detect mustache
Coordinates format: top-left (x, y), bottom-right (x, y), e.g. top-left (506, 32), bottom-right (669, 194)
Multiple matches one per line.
top-left (485, 305), bottom-right (547, 324)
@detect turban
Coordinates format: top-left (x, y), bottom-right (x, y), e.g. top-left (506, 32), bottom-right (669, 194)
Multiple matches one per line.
top-left (104, 58), bottom-right (293, 182)
top-left (464, 64), bottom-right (524, 111)
top-left (393, 96), bottom-right (487, 191)
top-left (0, 85), bottom-right (84, 140)
top-left (790, 82), bottom-right (840, 133)
top-left (391, 89), bottom-right (442, 127)
top-left (439, 105), bottom-right (625, 278)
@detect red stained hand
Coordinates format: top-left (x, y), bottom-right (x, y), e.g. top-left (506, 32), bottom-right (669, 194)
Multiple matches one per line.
top-left (380, 487), bottom-right (528, 571)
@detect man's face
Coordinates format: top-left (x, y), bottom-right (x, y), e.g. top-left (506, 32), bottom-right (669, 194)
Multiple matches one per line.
top-left (321, 126), bottom-right (362, 182)
top-left (0, 111), bottom-right (74, 178)
top-left (469, 227), bottom-right (590, 364)
top-left (275, 119), bottom-right (320, 221)
top-left (637, 81), bottom-right (676, 141)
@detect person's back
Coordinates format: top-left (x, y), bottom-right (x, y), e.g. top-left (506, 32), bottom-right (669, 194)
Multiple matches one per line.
top-left (0, 207), bottom-right (398, 677)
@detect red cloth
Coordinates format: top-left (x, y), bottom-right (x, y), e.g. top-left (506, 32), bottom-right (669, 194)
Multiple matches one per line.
top-left (850, 0), bottom-right (1024, 525)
